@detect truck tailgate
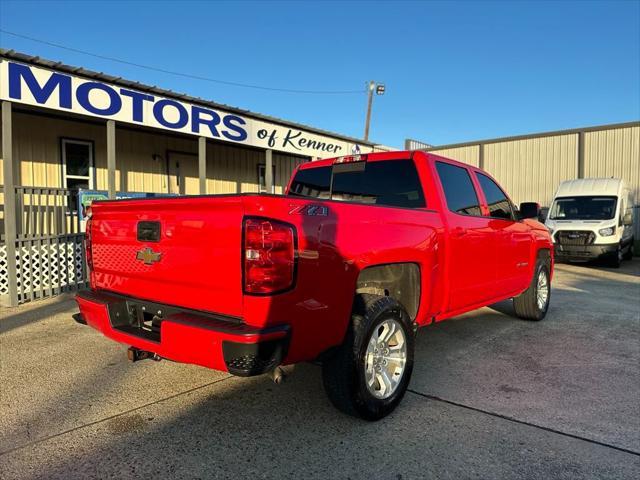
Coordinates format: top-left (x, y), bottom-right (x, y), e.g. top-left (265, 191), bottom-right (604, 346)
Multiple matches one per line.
top-left (90, 196), bottom-right (244, 318)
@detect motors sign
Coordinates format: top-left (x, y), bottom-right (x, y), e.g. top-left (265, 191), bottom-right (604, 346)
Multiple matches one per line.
top-left (0, 60), bottom-right (367, 157)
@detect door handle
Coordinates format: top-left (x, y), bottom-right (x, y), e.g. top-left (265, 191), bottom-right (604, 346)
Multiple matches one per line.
top-left (452, 227), bottom-right (467, 238)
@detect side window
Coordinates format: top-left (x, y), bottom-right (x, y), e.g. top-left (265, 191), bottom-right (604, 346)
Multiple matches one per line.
top-left (330, 159), bottom-right (425, 208)
top-left (476, 172), bottom-right (514, 220)
top-left (61, 138), bottom-right (93, 212)
top-left (435, 161), bottom-right (481, 216)
top-left (288, 165), bottom-right (332, 199)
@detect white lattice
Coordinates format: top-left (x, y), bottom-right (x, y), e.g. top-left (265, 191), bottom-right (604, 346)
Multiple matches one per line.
top-left (0, 244), bottom-right (8, 296)
top-left (3, 236), bottom-right (87, 303)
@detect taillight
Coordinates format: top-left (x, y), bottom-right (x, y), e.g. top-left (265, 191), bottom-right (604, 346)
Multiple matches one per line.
top-left (85, 218), bottom-right (93, 270)
top-left (243, 217), bottom-right (296, 294)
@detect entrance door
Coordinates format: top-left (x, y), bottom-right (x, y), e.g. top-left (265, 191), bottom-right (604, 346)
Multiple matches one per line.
top-left (167, 152), bottom-right (199, 195)
top-left (434, 161), bottom-right (496, 312)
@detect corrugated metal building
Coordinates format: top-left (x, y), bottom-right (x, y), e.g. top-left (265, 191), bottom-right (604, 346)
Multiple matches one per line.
top-left (0, 50), bottom-right (387, 306)
top-left (407, 122), bottom-right (640, 249)
top-left (406, 122), bottom-right (640, 207)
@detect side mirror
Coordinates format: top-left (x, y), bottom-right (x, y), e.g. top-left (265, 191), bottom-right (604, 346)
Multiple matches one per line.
top-left (538, 207), bottom-right (549, 223)
top-left (519, 202), bottom-right (540, 220)
top-left (623, 212), bottom-right (633, 226)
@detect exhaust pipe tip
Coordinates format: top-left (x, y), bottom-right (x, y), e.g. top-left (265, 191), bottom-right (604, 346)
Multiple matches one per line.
top-left (271, 365), bottom-right (294, 384)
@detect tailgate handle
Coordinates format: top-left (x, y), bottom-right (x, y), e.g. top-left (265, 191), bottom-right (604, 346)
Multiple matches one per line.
top-left (137, 221), bottom-right (161, 242)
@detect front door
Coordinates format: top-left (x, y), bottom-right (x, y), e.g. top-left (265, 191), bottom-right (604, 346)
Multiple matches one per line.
top-left (474, 171), bottom-right (531, 295)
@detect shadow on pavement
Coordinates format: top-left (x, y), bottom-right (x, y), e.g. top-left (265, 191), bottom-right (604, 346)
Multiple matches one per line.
top-left (0, 294), bottom-right (78, 334)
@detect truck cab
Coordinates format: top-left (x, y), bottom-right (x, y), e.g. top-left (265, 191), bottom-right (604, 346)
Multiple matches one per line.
top-left (545, 178), bottom-right (635, 267)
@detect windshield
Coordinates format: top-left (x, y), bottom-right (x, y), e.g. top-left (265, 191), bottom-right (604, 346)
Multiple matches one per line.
top-left (549, 196), bottom-right (617, 220)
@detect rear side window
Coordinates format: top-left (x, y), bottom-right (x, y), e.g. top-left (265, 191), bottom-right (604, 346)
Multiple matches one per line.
top-left (288, 166), bottom-right (331, 199)
top-left (435, 161), bottom-right (481, 216)
top-left (331, 160), bottom-right (425, 208)
top-left (477, 173), bottom-right (514, 220)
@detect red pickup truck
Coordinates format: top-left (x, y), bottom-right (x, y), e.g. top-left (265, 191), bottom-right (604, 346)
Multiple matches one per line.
top-left (75, 151), bottom-right (553, 420)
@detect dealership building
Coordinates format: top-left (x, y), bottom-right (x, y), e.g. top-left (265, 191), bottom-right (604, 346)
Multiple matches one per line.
top-left (0, 49), bottom-right (391, 306)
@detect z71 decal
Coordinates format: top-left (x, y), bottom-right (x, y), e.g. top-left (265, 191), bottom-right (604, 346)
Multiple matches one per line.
top-left (289, 204), bottom-right (329, 216)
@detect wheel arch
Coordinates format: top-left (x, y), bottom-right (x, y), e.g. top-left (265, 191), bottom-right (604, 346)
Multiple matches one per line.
top-left (534, 247), bottom-right (553, 279)
top-left (355, 262), bottom-right (421, 321)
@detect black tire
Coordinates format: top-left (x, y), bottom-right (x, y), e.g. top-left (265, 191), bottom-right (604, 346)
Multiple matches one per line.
top-left (321, 294), bottom-right (415, 421)
top-left (607, 245), bottom-right (622, 268)
top-left (513, 257), bottom-right (551, 321)
top-left (622, 239), bottom-right (634, 261)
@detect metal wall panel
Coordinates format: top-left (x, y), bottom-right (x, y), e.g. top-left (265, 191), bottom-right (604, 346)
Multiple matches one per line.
top-left (12, 112), bottom-right (106, 188)
top-left (405, 139), bottom-right (433, 150)
top-left (484, 134), bottom-right (578, 206)
top-left (116, 127), bottom-right (195, 194)
top-left (583, 126), bottom-right (640, 203)
top-left (428, 145), bottom-right (480, 166)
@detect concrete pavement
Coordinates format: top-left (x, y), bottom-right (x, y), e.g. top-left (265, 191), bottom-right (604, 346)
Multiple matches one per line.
top-left (1, 261), bottom-right (639, 479)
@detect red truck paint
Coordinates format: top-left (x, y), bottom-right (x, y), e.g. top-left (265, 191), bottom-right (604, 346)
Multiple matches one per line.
top-left (76, 151), bottom-right (553, 376)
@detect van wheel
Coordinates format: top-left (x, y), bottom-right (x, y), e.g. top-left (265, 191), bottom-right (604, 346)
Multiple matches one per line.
top-left (322, 294), bottom-right (415, 421)
top-left (608, 246), bottom-right (623, 268)
top-left (513, 259), bottom-right (551, 321)
top-left (623, 239), bottom-right (634, 261)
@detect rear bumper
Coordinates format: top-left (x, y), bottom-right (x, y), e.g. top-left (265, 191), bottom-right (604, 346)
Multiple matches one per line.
top-left (75, 290), bottom-right (290, 376)
top-left (554, 243), bottom-right (617, 261)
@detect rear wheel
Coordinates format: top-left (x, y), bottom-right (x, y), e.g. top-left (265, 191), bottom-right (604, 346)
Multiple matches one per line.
top-left (513, 258), bottom-right (551, 321)
top-left (322, 294), bottom-right (415, 421)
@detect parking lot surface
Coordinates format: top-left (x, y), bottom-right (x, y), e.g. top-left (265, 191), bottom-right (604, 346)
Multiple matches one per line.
top-left (1, 261), bottom-right (639, 479)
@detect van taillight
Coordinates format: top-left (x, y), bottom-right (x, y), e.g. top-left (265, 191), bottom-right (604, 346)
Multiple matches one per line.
top-left (243, 217), bottom-right (296, 294)
top-left (85, 218), bottom-right (93, 270)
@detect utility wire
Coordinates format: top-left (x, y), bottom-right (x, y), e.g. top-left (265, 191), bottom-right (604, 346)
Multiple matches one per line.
top-left (0, 29), bottom-right (366, 95)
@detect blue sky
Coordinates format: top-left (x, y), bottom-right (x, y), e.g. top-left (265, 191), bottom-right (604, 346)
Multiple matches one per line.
top-left (1, 0), bottom-right (638, 148)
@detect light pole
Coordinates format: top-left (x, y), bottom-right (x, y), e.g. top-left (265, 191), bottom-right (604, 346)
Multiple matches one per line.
top-left (364, 81), bottom-right (385, 142)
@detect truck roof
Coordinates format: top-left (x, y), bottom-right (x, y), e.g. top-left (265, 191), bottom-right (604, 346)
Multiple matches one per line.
top-left (297, 150), bottom-right (483, 173)
top-left (554, 178), bottom-right (625, 198)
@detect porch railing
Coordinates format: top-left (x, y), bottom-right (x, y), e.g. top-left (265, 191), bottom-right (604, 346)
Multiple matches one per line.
top-left (1, 186), bottom-right (87, 305)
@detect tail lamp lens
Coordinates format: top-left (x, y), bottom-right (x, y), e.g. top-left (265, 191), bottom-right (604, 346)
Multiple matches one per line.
top-left (243, 218), bottom-right (296, 294)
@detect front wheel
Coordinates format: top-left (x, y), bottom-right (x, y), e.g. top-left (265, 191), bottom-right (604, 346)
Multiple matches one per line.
top-left (513, 258), bottom-right (551, 321)
top-left (622, 239), bottom-right (634, 261)
top-left (607, 245), bottom-right (623, 268)
top-left (322, 294), bottom-right (415, 421)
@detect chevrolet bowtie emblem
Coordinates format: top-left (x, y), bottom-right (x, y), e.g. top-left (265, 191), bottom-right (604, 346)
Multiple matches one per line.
top-left (136, 247), bottom-right (162, 265)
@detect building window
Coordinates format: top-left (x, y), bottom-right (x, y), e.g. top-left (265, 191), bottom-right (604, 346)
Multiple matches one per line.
top-left (258, 164), bottom-right (276, 193)
top-left (61, 138), bottom-right (94, 211)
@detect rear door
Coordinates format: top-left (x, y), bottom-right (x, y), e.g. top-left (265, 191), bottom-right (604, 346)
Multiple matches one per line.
top-left (434, 161), bottom-right (495, 311)
top-left (474, 171), bottom-right (531, 295)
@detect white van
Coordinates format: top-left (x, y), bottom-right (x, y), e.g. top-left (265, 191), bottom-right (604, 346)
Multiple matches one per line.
top-left (545, 178), bottom-right (635, 267)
